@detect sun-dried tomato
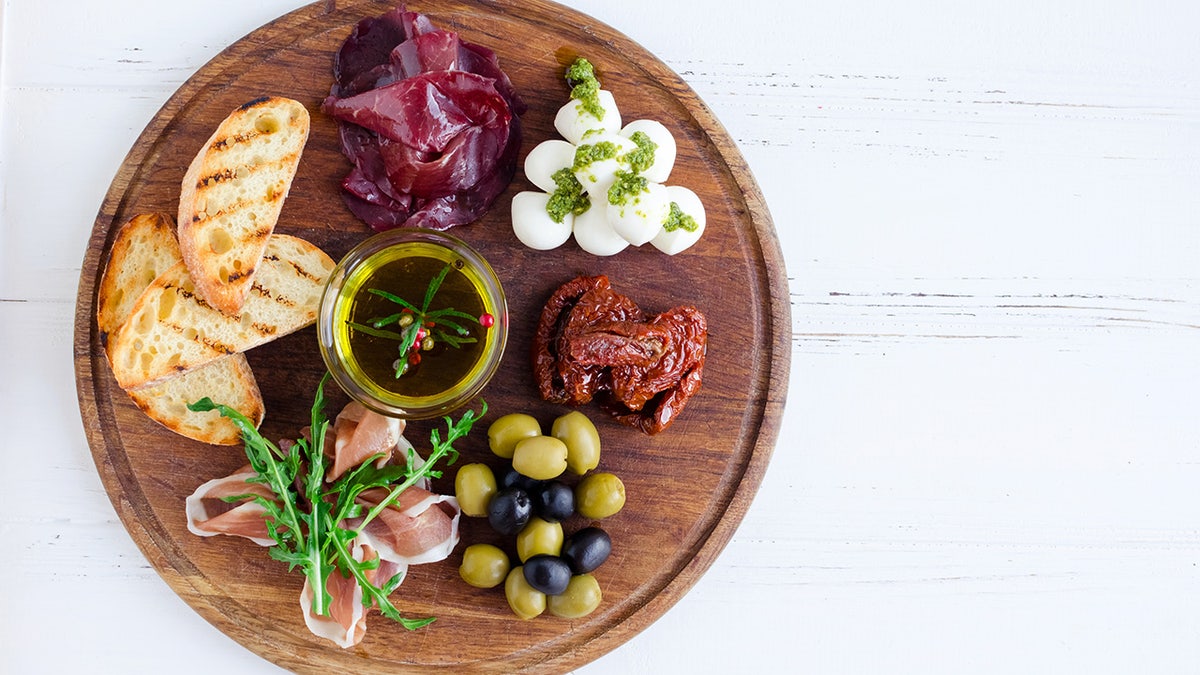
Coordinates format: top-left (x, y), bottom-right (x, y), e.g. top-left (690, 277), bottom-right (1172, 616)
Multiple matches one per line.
top-left (532, 276), bottom-right (707, 435)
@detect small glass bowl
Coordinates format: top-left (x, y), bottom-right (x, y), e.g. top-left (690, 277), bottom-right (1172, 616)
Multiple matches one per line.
top-left (317, 228), bottom-right (507, 419)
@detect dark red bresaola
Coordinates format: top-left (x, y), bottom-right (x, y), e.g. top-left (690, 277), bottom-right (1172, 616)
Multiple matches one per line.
top-left (323, 6), bottom-right (526, 231)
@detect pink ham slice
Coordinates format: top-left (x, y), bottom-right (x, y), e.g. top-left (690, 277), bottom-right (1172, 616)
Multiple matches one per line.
top-left (185, 466), bottom-right (278, 547)
top-left (328, 401), bottom-right (404, 481)
top-left (350, 486), bottom-right (461, 565)
top-left (186, 401), bottom-right (460, 648)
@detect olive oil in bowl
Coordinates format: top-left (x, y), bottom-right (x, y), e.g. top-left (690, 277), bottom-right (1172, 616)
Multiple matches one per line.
top-left (319, 229), bottom-right (507, 419)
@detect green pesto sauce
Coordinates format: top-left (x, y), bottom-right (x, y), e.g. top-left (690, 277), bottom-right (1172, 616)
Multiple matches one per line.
top-left (624, 131), bottom-right (658, 174)
top-left (663, 201), bottom-right (699, 232)
top-left (546, 168), bottom-right (591, 223)
top-left (608, 170), bottom-right (648, 207)
top-left (566, 58), bottom-right (604, 120)
top-left (573, 141), bottom-right (619, 171)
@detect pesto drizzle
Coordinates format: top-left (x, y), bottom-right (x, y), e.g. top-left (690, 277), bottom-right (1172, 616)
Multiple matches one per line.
top-left (624, 131), bottom-right (658, 174)
top-left (608, 170), bottom-right (648, 207)
top-left (566, 58), bottom-right (604, 120)
top-left (663, 201), bottom-right (700, 232)
top-left (572, 141), bottom-right (620, 172)
top-left (546, 168), bottom-right (591, 223)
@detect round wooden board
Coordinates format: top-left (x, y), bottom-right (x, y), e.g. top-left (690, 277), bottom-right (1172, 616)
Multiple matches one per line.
top-left (73, 0), bottom-right (790, 672)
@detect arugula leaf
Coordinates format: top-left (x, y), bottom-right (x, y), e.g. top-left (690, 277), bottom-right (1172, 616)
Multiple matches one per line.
top-left (190, 380), bottom-right (486, 633)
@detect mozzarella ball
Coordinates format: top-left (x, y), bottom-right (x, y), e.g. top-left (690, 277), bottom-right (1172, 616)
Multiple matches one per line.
top-left (511, 191), bottom-right (573, 250)
top-left (573, 202), bottom-right (628, 256)
top-left (607, 181), bottom-right (671, 246)
top-left (573, 133), bottom-right (638, 201)
top-left (651, 186), bottom-right (707, 255)
top-left (554, 90), bottom-right (622, 144)
top-left (620, 120), bottom-right (677, 184)
top-left (524, 140), bottom-right (576, 193)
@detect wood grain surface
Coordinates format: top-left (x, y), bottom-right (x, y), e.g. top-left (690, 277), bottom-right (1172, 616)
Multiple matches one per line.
top-left (71, 0), bottom-right (788, 672)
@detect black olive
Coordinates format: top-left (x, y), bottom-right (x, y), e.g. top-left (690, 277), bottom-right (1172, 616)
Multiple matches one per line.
top-left (523, 555), bottom-right (572, 595)
top-left (533, 480), bottom-right (575, 522)
top-left (487, 487), bottom-right (532, 536)
top-left (561, 527), bottom-right (611, 574)
top-left (498, 466), bottom-right (544, 493)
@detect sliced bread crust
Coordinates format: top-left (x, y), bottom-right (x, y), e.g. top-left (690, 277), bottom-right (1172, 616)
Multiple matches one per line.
top-left (96, 212), bottom-right (266, 444)
top-left (96, 212), bottom-right (181, 353)
top-left (127, 354), bottom-right (264, 446)
top-left (109, 234), bottom-right (334, 391)
top-left (178, 96), bottom-right (310, 315)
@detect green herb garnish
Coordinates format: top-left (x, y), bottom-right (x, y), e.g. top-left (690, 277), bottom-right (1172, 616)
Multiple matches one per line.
top-left (546, 167), bottom-right (591, 223)
top-left (572, 140), bottom-right (620, 173)
top-left (608, 170), bottom-right (649, 207)
top-left (663, 201), bottom-right (700, 233)
top-left (348, 263), bottom-right (488, 378)
top-left (566, 57), bottom-right (603, 119)
top-left (188, 379), bottom-right (485, 630)
top-left (624, 130), bottom-right (658, 174)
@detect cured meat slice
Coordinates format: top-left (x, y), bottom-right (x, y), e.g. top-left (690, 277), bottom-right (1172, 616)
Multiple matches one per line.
top-left (300, 538), bottom-right (372, 649)
top-left (185, 466), bottom-right (278, 546)
top-left (324, 6), bottom-right (524, 231)
top-left (327, 401), bottom-right (404, 481)
top-left (351, 486), bottom-right (461, 565)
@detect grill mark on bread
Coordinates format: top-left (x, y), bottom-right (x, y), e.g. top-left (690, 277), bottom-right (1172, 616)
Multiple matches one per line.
top-left (209, 130), bottom-right (263, 152)
top-left (225, 266), bottom-right (255, 283)
top-left (196, 155), bottom-right (300, 190)
top-left (190, 194), bottom-right (284, 225)
top-left (161, 319), bottom-right (236, 355)
top-left (163, 281), bottom-right (217, 311)
top-left (238, 95), bottom-right (273, 111)
top-left (250, 280), bottom-right (297, 308)
top-left (289, 260), bottom-right (322, 283)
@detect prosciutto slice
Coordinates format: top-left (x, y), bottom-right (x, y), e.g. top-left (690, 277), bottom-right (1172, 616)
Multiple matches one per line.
top-left (299, 540), bottom-right (407, 649)
top-left (323, 5), bottom-right (525, 231)
top-left (328, 401), bottom-right (404, 481)
top-left (185, 466), bottom-right (278, 547)
top-left (185, 401), bottom-right (461, 648)
top-left (351, 487), bottom-right (461, 565)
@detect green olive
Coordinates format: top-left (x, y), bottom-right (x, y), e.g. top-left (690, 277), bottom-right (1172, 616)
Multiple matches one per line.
top-left (512, 435), bottom-right (569, 481)
top-left (516, 517), bottom-right (564, 562)
top-left (547, 574), bottom-right (603, 618)
top-left (454, 463), bottom-right (497, 517)
top-left (504, 566), bottom-right (547, 620)
top-left (551, 410), bottom-right (601, 475)
top-left (459, 543), bottom-right (510, 589)
top-left (575, 472), bottom-right (625, 519)
top-left (488, 413), bottom-right (542, 459)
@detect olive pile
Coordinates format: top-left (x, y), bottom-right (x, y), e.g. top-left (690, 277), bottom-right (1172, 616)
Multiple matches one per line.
top-left (455, 410), bottom-right (625, 620)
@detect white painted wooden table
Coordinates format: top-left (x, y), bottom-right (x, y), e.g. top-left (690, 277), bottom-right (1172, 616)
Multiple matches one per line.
top-left (4, 0), bottom-right (1199, 672)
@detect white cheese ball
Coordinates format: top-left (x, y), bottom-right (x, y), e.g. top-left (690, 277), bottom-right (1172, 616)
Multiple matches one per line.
top-left (554, 90), bottom-right (621, 144)
top-left (511, 191), bottom-right (573, 250)
top-left (572, 201), bottom-right (628, 256)
top-left (607, 181), bottom-right (671, 246)
top-left (620, 119), bottom-right (677, 184)
top-left (651, 186), bottom-right (707, 255)
top-left (524, 140), bottom-right (576, 193)
top-left (573, 133), bottom-right (638, 201)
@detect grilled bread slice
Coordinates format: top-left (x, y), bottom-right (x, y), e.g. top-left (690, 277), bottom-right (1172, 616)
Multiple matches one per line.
top-left (178, 96), bottom-right (310, 315)
top-left (96, 213), bottom-right (182, 352)
top-left (127, 354), bottom-right (263, 445)
top-left (109, 233), bottom-right (334, 391)
top-left (96, 212), bottom-right (265, 444)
